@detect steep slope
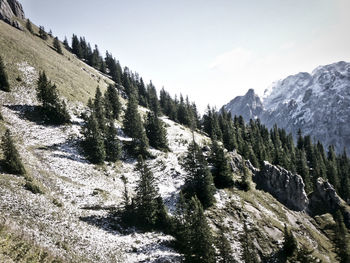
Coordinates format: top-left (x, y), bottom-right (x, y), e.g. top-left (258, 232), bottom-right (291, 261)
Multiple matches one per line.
top-left (0, 14), bottom-right (346, 263)
top-left (224, 61), bottom-right (350, 154)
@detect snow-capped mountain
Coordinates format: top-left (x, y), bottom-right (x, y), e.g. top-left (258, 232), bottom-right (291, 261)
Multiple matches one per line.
top-left (223, 61), bottom-right (350, 154)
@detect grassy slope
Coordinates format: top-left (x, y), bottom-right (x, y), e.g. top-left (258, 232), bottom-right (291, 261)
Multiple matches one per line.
top-left (0, 19), bottom-right (113, 104)
top-left (0, 18), bottom-right (344, 263)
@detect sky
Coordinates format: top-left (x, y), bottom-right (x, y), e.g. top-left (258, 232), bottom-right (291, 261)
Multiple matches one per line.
top-left (21, 0), bottom-right (350, 113)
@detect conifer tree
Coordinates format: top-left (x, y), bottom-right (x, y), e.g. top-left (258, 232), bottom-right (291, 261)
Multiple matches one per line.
top-left (283, 224), bottom-right (298, 258)
top-left (134, 155), bottom-right (160, 227)
top-left (39, 26), bottom-right (48, 40)
top-left (104, 119), bottom-right (121, 162)
top-left (0, 56), bottom-right (10, 92)
top-left (26, 19), bottom-right (33, 34)
top-left (327, 145), bottom-right (340, 190)
top-left (145, 111), bottom-right (169, 152)
top-left (92, 87), bottom-right (106, 132)
top-left (241, 220), bottom-right (259, 263)
top-left (81, 113), bottom-right (105, 164)
top-left (209, 140), bottom-right (233, 188)
top-left (36, 72), bottom-right (70, 124)
top-left (53, 37), bottom-right (63, 54)
top-left (104, 84), bottom-right (121, 120)
top-left (333, 210), bottom-right (350, 263)
top-left (71, 34), bottom-right (82, 58)
top-left (241, 163), bottom-right (252, 191)
top-left (181, 196), bottom-right (216, 263)
top-left (63, 36), bottom-right (70, 50)
top-left (182, 138), bottom-right (215, 208)
top-left (123, 92), bottom-right (149, 157)
top-left (216, 227), bottom-right (236, 263)
top-left (1, 129), bottom-right (26, 175)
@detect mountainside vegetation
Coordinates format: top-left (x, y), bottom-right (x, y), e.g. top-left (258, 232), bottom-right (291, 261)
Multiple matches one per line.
top-left (0, 5), bottom-right (349, 263)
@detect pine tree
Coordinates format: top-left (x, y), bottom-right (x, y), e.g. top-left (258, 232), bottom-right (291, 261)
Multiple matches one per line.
top-left (63, 36), bottom-right (70, 50)
top-left (216, 227), bottom-right (236, 263)
top-left (283, 224), bottom-right (297, 258)
top-left (241, 220), bottom-right (259, 263)
top-left (182, 138), bottom-right (216, 208)
top-left (92, 87), bottom-right (106, 132)
top-left (104, 84), bottom-right (121, 120)
top-left (123, 93), bottom-right (149, 157)
top-left (38, 26), bottom-right (48, 40)
top-left (36, 72), bottom-right (70, 124)
top-left (296, 149), bottom-right (312, 193)
top-left (53, 37), bottom-right (63, 54)
top-left (134, 155), bottom-right (160, 227)
top-left (327, 145), bottom-right (340, 190)
top-left (180, 196), bottom-right (216, 263)
top-left (81, 113), bottom-right (105, 164)
top-left (145, 111), bottom-right (169, 151)
top-left (1, 129), bottom-right (26, 175)
top-left (333, 210), bottom-right (350, 263)
top-left (0, 56), bottom-right (10, 92)
top-left (241, 163), bottom-right (252, 191)
top-left (104, 119), bottom-right (121, 162)
top-left (26, 19), bottom-right (33, 34)
top-left (71, 34), bottom-right (82, 58)
top-left (209, 140), bottom-right (233, 188)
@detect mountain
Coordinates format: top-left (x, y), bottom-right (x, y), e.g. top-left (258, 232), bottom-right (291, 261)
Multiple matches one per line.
top-left (1, 4), bottom-right (350, 263)
top-left (0, 0), bottom-right (25, 29)
top-left (224, 61), bottom-right (350, 154)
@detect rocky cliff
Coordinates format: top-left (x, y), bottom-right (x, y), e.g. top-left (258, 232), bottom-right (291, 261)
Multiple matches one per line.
top-left (253, 161), bottom-right (309, 211)
top-left (0, 0), bottom-right (24, 29)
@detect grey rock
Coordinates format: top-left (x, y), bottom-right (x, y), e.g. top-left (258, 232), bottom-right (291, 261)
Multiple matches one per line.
top-left (223, 89), bottom-right (264, 122)
top-left (254, 161), bottom-right (309, 211)
top-left (0, 0), bottom-right (25, 29)
top-left (308, 177), bottom-right (350, 228)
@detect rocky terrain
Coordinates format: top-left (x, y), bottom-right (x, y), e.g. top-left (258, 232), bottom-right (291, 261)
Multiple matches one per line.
top-left (0, 6), bottom-right (349, 262)
top-left (223, 61), bottom-right (350, 154)
top-left (0, 0), bottom-right (24, 29)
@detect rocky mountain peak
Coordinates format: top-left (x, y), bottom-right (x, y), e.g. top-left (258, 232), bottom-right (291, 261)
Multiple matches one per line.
top-left (224, 61), bottom-right (350, 154)
top-left (223, 88), bottom-right (263, 122)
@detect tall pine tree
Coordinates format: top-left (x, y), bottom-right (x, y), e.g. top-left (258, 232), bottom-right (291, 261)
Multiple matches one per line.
top-left (0, 56), bottom-right (10, 92)
top-left (1, 129), bottom-right (26, 175)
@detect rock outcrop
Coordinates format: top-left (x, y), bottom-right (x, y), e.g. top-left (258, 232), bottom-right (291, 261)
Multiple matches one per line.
top-left (0, 0), bottom-right (25, 29)
top-left (223, 89), bottom-right (263, 122)
top-left (254, 161), bottom-right (309, 211)
top-left (308, 177), bottom-right (350, 228)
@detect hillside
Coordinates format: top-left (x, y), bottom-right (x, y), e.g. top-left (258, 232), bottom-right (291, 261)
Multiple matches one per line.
top-left (0, 9), bottom-right (349, 263)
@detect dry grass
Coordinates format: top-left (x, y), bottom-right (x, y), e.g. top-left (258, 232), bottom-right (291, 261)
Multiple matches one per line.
top-left (0, 20), bottom-right (113, 105)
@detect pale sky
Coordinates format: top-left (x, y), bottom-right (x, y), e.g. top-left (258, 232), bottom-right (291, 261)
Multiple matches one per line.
top-left (21, 0), bottom-right (350, 113)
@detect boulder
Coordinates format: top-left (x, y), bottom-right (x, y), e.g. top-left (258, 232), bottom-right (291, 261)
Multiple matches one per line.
top-left (254, 161), bottom-right (309, 211)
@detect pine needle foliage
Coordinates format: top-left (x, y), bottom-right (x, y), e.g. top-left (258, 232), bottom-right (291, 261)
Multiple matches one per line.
top-left (1, 129), bottom-right (26, 175)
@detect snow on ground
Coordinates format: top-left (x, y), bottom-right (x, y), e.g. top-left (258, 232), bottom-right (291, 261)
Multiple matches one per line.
top-left (0, 62), bottom-right (190, 262)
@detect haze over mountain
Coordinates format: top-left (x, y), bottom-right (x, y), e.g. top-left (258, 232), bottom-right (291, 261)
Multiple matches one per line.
top-left (224, 61), bottom-right (350, 154)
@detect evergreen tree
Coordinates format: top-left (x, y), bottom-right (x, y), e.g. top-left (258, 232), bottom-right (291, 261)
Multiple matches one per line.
top-left (71, 34), bottom-right (82, 58)
top-left (1, 129), bottom-right (26, 175)
top-left (81, 113), bottom-right (105, 164)
top-left (180, 196), bottom-right (216, 263)
top-left (327, 145), bottom-right (340, 190)
top-left (216, 227), bottom-right (236, 263)
top-left (92, 87), bottom-right (106, 132)
top-left (104, 119), bottom-right (121, 162)
top-left (333, 210), bottom-right (350, 263)
top-left (241, 163), bottom-right (252, 191)
top-left (123, 93), bottom-right (149, 157)
top-left (38, 26), bottom-right (48, 40)
top-left (36, 72), bottom-right (70, 124)
top-left (26, 19), bottom-right (33, 34)
top-left (145, 111), bottom-right (169, 151)
top-left (104, 84), bottom-right (121, 120)
top-left (53, 37), bottom-right (63, 54)
top-left (209, 140), bottom-right (233, 188)
top-left (241, 220), bottom-right (259, 263)
top-left (134, 155), bottom-right (160, 227)
top-left (296, 149), bottom-right (312, 193)
top-left (283, 224), bottom-right (298, 258)
top-left (63, 36), bottom-right (70, 50)
top-left (0, 56), bottom-right (10, 92)
top-left (182, 138), bottom-right (215, 208)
